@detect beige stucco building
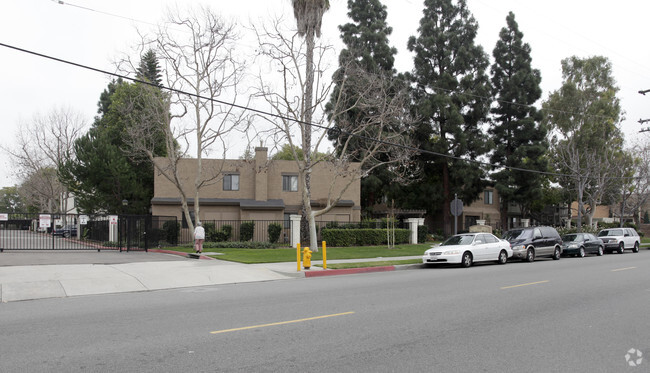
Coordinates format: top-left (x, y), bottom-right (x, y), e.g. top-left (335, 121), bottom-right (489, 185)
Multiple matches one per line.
top-left (151, 147), bottom-right (361, 224)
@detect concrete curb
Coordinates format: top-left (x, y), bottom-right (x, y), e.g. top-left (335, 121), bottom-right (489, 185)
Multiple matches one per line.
top-left (148, 249), bottom-right (214, 260)
top-left (304, 265), bottom-right (396, 278)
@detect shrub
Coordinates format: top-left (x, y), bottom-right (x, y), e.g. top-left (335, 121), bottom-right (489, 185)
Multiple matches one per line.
top-left (644, 211), bottom-right (650, 224)
top-left (321, 228), bottom-right (410, 247)
top-left (268, 223), bottom-right (283, 243)
top-left (203, 222), bottom-right (217, 241)
top-left (214, 224), bottom-right (232, 242)
top-left (182, 241), bottom-right (275, 249)
top-left (240, 221), bottom-right (255, 241)
top-left (417, 225), bottom-right (428, 243)
top-left (162, 220), bottom-right (180, 245)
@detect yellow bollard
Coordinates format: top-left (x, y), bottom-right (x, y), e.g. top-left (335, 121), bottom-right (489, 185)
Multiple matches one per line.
top-left (302, 247), bottom-right (312, 270)
top-left (297, 243), bottom-right (301, 272)
top-left (322, 241), bottom-right (327, 270)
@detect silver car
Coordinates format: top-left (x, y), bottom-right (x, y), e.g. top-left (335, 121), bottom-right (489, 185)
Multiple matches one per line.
top-left (597, 228), bottom-right (640, 254)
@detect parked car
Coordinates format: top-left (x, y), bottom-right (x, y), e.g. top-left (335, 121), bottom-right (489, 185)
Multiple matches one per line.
top-left (561, 233), bottom-right (604, 257)
top-left (503, 226), bottom-right (563, 262)
top-left (53, 224), bottom-right (77, 238)
top-left (597, 227), bottom-right (640, 254)
top-left (422, 233), bottom-right (512, 268)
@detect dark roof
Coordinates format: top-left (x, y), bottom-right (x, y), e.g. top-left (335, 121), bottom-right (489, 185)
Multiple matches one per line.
top-left (151, 197), bottom-right (285, 210)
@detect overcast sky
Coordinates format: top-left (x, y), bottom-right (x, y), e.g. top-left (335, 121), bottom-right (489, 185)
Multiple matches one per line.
top-left (1, 0), bottom-right (649, 189)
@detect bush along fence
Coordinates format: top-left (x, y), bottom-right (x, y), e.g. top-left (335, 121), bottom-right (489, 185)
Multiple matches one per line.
top-left (171, 218), bottom-right (428, 248)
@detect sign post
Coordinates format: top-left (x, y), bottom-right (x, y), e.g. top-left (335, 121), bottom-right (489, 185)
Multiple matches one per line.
top-left (450, 194), bottom-right (463, 235)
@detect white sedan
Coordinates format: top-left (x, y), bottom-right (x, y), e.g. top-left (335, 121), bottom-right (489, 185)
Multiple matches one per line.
top-left (422, 233), bottom-right (513, 268)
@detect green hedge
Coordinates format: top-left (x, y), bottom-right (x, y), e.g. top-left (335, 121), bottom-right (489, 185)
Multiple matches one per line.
top-left (322, 228), bottom-right (410, 247)
top-left (418, 225), bottom-right (428, 243)
top-left (240, 221), bottom-right (255, 241)
top-left (268, 223), bottom-right (283, 243)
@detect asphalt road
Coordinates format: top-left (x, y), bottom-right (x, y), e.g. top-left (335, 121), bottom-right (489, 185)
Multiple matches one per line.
top-left (1, 250), bottom-right (649, 372)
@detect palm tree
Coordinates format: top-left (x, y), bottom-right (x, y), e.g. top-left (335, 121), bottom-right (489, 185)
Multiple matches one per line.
top-left (291, 0), bottom-right (330, 250)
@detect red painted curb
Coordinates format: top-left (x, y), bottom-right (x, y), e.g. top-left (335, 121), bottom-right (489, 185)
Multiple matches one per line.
top-left (304, 266), bottom-right (395, 278)
top-left (149, 249), bottom-right (214, 260)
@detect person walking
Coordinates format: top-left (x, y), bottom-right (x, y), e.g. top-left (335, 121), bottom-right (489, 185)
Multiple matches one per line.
top-left (194, 222), bottom-right (205, 254)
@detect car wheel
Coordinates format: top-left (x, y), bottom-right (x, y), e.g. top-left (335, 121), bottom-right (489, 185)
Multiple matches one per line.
top-left (497, 250), bottom-right (508, 265)
top-left (618, 242), bottom-right (625, 254)
top-left (552, 246), bottom-right (561, 260)
top-left (461, 252), bottom-right (473, 268)
top-left (597, 246), bottom-right (603, 256)
top-left (578, 247), bottom-right (585, 258)
top-left (525, 248), bottom-right (535, 262)
top-left (63, 232), bottom-right (70, 238)
top-left (633, 242), bottom-right (639, 253)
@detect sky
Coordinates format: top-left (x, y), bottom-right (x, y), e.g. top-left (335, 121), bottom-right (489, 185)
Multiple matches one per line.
top-left (1, 0), bottom-right (649, 189)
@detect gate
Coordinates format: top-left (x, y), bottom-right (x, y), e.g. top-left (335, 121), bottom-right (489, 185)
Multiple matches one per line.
top-left (118, 215), bottom-right (178, 252)
top-left (0, 213), bottom-right (177, 252)
top-left (0, 213), bottom-right (114, 251)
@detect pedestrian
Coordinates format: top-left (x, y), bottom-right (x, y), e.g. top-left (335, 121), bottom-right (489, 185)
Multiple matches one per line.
top-left (194, 222), bottom-right (205, 254)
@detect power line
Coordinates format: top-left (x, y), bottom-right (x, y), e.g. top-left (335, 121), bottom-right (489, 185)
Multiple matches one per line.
top-left (0, 41), bottom-right (640, 181)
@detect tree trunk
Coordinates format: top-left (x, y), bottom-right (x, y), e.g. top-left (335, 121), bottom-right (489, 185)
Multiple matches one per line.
top-left (442, 162), bottom-right (451, 235)
top-left (300, 29), bottom-right (316, 248)
top-left (576, 180), bottom-right (584, 233)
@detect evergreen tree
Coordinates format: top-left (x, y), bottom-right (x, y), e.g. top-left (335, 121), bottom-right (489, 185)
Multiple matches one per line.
top-left (327, 0), bottom-right (401, 211)
top-left (60, 54), bottom-right (167, 214)
top-left (489, 12), bottom-right (547, 230)
top-left (405, 0), bottom-right (492, 234)
top-left (136, 49), bottom-right (163, 86)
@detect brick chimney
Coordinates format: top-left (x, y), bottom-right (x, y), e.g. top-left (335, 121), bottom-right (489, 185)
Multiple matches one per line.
top-left (254, 147), bottom-right (268, 201)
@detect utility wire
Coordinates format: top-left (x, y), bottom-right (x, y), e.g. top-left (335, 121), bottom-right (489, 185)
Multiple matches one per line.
top-left (0, 41), bottom-right (642, 181)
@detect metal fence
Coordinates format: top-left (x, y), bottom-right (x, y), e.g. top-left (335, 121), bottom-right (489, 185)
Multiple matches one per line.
top-left (118, 215), bottom-right (179, 251)
top-left (0, 213), bottom-right (409, 250)
top-left (0, 213), bottom-right (118, 251)
top-left (177, 220), bottom-right (291, 246)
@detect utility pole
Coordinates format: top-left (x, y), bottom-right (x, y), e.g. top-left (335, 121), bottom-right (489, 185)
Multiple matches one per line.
top-left (639, 90), bottom-right (650, 132)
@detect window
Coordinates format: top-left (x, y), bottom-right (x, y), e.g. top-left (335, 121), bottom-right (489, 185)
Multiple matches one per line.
top-left (282, 175), bottom-right (298, 192)
top-left (223, 174), bottom-right (239, 191)
top-left (484, 190), bottom-right (493, 205)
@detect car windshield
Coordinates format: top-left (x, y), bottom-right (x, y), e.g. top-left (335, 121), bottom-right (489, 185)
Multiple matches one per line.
top-left (562, 234), bottom-right (580, 242)
top-left (598, 229), bottom-right (623, 237)
top-left (503, 229), bottom-right (531, 241)
top-left (441, 235), bottom-right (475, 246)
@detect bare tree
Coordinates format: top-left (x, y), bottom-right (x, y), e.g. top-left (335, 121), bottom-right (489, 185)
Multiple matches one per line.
top-left (252, 18), bottom-right (416, 250)
top-left (121, 6), bottom-right (250, 232)
top-left (4, 106), bottom-right (86, 213)
top-left (618, 142), bottom-right (650, 226)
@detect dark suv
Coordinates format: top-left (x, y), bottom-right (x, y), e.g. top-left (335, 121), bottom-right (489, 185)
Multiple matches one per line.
top-left (503, 226), bottom-right (563, 262)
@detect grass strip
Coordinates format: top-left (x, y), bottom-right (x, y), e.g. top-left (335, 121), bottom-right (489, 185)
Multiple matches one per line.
top-left (164, 244), bottom-right (432, 264)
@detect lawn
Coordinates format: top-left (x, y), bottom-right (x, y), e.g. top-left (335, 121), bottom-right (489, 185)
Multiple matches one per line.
top-left (165, 243), bottom-right (433, 264)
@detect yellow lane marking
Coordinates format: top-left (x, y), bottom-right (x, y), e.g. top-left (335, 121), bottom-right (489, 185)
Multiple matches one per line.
top-left (611, 267), bottom-right (637, 272)
top-left (210, 311), bottom-right (355, 334)
top-left (500, 280), bottom-right (549, 290)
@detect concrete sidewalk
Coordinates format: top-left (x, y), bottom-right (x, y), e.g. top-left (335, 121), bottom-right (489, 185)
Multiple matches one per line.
top-left (0, 250), bottom-right (423, 302)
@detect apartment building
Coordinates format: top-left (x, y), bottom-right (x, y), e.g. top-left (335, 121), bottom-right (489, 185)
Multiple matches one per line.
top-left (150, 147), bottom-right (361, 224)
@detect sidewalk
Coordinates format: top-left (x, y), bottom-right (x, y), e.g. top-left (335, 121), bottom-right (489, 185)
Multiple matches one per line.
top-left (0, 250), bottom-right (423, 303)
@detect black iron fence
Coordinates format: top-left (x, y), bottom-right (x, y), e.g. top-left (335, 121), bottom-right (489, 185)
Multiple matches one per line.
top-left (177, 220), bottom-right (291, 246)
top-left (0, 213), bottom-right (118, 251)
top-left (0, 213), bottom-right (411, 250)
top-left (118, 215), bottom-right (179, 251)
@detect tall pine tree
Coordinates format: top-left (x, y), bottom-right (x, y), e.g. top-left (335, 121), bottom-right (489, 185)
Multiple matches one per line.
top-left (60, 54), bottom-right (167, 214)
top-left (327, 0), bottom-right (400, 211)
top-left (406, 0), bottom-right (492, 234)
top-left (136, 49), bottom-right (163, 86)
top-left (489, 12), bottom-right (547, 230)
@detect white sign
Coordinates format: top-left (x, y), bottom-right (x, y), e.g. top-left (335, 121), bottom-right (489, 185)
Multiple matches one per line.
top-left (39, 214), bottom-right (51, 228)
top-left (79, 215), bottom-right (89, 225)
top-left (109, 215), bottom-right (118, 225)
top-left (0, 213), bottom-right (7, 221)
